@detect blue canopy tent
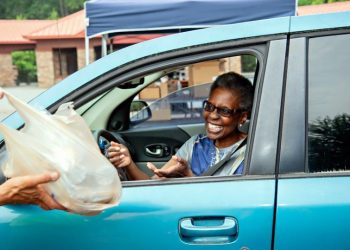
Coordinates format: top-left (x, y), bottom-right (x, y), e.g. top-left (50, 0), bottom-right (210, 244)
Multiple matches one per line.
top-left (84, 0), bottom-right (296, 64)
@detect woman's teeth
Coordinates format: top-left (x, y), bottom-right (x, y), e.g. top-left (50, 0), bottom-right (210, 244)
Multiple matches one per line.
top-left (208, 123), bottom-right (223, 133)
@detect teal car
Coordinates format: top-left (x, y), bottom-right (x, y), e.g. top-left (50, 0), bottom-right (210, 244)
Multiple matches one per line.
top-left (1, 11), bottom-right (350, 250)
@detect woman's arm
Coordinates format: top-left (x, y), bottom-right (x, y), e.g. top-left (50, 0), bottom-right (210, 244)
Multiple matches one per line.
top-left (108, 136), bottom-right (195, 180)
top-left (147, 155), bottom-right (193, 178)
top-left (108, 141), bottom-right (150, 180)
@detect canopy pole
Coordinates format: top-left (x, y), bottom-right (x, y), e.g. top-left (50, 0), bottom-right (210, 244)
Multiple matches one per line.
top-left (102, 34), bottom-right (108, 57)
top-left (84, 4), bottom-right (90, 66)
top-left (85, 36), bottom-right (90, 66)
top-left (109, 38), bottom-right (113, 53)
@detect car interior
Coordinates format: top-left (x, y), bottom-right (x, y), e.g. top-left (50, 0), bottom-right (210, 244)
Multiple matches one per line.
top-left (75, 54), bottom-right (259, 181)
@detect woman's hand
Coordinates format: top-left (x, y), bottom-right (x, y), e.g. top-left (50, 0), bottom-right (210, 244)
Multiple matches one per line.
top-left (107, 141), bottom-right (132, 168)
top-left (147, 155), bottom-right (193, 178)
top-left (0, 172), bottom-right (66, 211)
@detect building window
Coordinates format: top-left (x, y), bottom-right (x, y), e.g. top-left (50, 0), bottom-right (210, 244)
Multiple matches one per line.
top-left (53, 48), bottom-right (78, 81)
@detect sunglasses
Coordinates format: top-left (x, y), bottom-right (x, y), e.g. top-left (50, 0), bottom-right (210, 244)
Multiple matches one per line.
top-left (203, 100), bottom-right (242, 117)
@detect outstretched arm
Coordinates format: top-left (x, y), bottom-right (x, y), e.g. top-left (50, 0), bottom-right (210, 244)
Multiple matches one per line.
top-left (108, 142), bottom-right (193, 180)
top-left (0, 172), bottom-right (66, 210)
top-left (147, 155), bottom-right (193, 178)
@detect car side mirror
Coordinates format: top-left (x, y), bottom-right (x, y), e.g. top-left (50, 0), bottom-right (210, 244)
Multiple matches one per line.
top-left (130, 100), bottom-right (152, 125)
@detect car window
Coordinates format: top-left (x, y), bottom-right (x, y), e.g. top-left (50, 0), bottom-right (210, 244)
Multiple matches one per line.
top-left (87, 51), bottom-right (261, 179)
top-left (130, 83), bottom-right (211, 128)
top-left (129, 55), bottom-right (257, 129)
top-left (308, 33), bottom-right (350, 172)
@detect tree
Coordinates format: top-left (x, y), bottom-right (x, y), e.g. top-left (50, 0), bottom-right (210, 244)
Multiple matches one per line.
top-left (0, 0), bottom-right (85, 19)
top-left (299, 0), bottom-right (349, 6)
top-left (12, 51), bottom-right (37, 84)
top-left (309, 114), bottom-right (350, 172)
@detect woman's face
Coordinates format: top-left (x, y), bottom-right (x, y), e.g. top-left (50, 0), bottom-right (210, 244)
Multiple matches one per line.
top-left (204, 87), bottom-right (247, 148)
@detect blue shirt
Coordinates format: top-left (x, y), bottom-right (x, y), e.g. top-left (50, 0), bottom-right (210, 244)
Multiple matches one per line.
top-left (176, 134), bottom-right (245, 176)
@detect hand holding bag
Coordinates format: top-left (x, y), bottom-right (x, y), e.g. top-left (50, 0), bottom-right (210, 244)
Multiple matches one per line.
top-left (0, 89), bottom-right (122, 215)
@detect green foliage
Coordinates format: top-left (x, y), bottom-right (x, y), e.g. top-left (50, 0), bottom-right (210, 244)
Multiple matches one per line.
top-left (0, 0), bottom-right (85, 19)
top-left (309, 114), bottom-right (350, 172)
top-left (48, 9), bottom-right (60, 20)
top-left (298, 0), bottom-right (349, 6)
top-left (241, 55), bottom-right (257, 73)
top-left (12, 50), bottom-right (37, 83)
top-left (299, 0), bottom-right (323, 6)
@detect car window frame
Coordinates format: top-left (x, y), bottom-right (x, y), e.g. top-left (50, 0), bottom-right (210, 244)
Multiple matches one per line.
top-left (279, 28), bottom-right (350, 177)
top-left (90, 42), bottom-right (273, 186)
top-left (114, 47), bottom-right (267, 184)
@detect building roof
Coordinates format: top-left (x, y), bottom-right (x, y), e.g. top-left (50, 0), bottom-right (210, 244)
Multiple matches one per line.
top-left (298, 1), bottom-right (350, 15)
top-left (0, 20), bottom-right (54, 44)
top-left (2, 1), bottom-right (350, 45)
top-left (25, 10), bottom-right (163, 43)
top-left (25, 10), bottom-right (85, 39)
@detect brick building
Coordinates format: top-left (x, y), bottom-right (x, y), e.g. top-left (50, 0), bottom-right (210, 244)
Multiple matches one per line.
top-left (297, 1), bottom-right (350, 15)
top-left (0, 10), bottom-right (162, 87)
top-left (0, 19), bottom-right (53, 86)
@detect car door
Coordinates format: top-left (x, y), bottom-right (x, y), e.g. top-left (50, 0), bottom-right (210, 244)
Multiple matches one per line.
top-left (0, 17), bottom-right (290, 249)
top-left (274, 26), bottom-right (350, 249)
top-left (0, 38), bottom-right (286, 250)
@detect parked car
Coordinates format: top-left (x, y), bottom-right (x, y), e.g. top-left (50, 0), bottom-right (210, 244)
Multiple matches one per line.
top-left (1, 11), bottom-right (350, 250)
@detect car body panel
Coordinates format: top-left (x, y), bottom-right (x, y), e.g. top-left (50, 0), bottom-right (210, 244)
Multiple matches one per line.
top-left (1, 179), bottom-right (275, 250)
top-left (274, 176), bottom-right (350, 250)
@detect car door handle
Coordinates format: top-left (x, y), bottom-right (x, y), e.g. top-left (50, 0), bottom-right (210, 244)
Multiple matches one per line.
top-left (145, 147), bottom-right (163, 157)
top-left (144, 144), bottom-right (170, 157)
top-left (179, 217), bottom-right (237, 238)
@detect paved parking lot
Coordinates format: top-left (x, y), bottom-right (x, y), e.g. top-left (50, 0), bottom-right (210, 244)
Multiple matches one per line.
top-left (0, 86), bottom-right (47, 120)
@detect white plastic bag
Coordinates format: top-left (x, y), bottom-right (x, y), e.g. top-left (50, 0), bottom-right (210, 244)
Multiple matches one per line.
top-left (0, 89), bottom-right (122, 215)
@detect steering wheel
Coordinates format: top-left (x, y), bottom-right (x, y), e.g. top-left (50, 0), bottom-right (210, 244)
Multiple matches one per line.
top-left (94, 129), bottom-right (131, 181)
